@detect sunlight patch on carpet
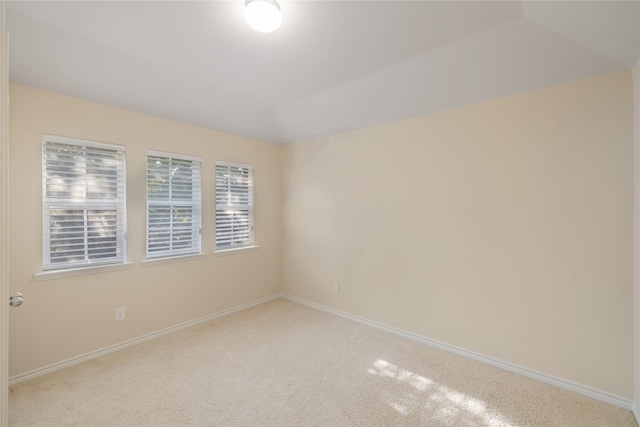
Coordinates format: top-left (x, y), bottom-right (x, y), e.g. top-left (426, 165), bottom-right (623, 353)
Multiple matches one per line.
top-left (368, 359), bottom-right (515, 427)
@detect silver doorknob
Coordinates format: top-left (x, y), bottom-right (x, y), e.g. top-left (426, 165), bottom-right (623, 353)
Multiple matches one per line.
top-left (10, 292), bottom-right (23, 307)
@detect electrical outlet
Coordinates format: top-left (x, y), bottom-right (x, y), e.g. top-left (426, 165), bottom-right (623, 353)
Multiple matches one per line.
top-left (332, 283), bottom-right (339, 294)
top-left (115, 307), bottom-right (125, 321)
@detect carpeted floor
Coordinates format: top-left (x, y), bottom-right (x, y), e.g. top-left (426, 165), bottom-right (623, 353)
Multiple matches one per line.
top-left (8, 298), bottom-right (638, 426)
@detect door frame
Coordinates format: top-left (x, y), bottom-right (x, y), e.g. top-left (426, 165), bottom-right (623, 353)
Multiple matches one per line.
top-left (633, 60), bottom-right (640, 422)
top-left (1, 0), bottom-right (9, 424)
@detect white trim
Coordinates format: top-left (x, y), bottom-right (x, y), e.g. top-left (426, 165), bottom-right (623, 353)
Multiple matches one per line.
top-left (34, 261), bottom-right (133, 281)
top-left (42, 134), bottom-right (125, 151)
top-left (141, 253), bottom-right (206, 266)
top-left (281, 294), bottom-right (634, 411)
top-left (0, 12), bottom-right (9, 427)
top-left (214, 245), bottom-right (259, 256)
top-left (632, 58), bottom-right (640, 427)
top-left (9, 294), bottom-right (280, 386)
top-left (9, 292), bottom-right (633, 412)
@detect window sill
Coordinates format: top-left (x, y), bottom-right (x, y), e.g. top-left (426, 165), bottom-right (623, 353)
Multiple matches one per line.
top-left (35, 262), bottom-right (134, 282)
top-left (214, 246), bottom-right (259, 257)
top-left (141, 253), bottom-right (207, 267)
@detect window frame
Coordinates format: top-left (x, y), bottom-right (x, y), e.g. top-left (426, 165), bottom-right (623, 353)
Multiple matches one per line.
top-left (145, 150), bottom-right (202, 260)
top-left (215, 161), bottom-right (255, 252)
top-left (42, 134), bottom-right (127, 271)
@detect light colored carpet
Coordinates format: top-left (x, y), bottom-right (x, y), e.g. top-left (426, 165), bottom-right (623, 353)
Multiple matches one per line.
top-left (8, 298), bottom-right (638, 426)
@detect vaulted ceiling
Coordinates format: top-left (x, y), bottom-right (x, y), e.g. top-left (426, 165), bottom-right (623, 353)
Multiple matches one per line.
top-left (5, 1), bottom-right (640, 144)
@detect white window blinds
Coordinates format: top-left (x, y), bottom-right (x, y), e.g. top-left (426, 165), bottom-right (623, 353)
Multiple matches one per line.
top-left (215, 161), bottom-right (254, 250)
top-left (42, 135), bottom-right (126, 270)
top-left (146, 151), bottom-right (202, 259)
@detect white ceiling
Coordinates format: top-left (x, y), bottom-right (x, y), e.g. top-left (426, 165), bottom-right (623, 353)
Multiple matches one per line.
top-left (5, 1), bottom-right (640, 145)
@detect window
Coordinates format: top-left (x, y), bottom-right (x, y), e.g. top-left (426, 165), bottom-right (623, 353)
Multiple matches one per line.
top-left (215, 161), bottom-right (254, 251)
top-left (146, 151), bottom-right (202, 259)
top-left (42, 135), bottom-right (126, 270)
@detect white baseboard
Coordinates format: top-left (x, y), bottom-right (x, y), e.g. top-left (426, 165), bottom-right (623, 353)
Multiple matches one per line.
top-left (281, 294), bottom-right (634, 411)
top-left (9, 294), bottom-right (281, 386)
top-left (633, 402), bottom-right (639, 424)
top-left (10, 292), bottom-right (635, 413)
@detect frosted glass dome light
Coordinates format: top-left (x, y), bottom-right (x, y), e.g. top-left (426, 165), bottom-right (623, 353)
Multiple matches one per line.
top-left (244, 0), bottom-right (282, 33)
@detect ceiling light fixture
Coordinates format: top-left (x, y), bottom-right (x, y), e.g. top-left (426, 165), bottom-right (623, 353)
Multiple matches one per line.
top-left (244, 0), bottom-right (282, 33)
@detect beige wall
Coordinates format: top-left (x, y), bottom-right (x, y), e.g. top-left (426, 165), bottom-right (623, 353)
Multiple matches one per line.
top-left (8, 69), bottom-right (637, 401)
top-left (8, 83), bottom-right (282, 376)
top-left (282, 70), bottom-right (634, 398)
